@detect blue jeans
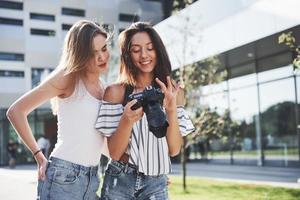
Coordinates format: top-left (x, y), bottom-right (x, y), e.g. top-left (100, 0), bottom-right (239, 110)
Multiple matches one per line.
top-left (100, 160), bottom-right (168, 200)
top-left (37, 157), bottom-right (100, 200)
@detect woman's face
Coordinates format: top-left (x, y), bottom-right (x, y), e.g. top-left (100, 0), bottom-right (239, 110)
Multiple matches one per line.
top-left (86, 34), bottom-right (110, 74)
top-left (130, 32), bottom-right (157, 74)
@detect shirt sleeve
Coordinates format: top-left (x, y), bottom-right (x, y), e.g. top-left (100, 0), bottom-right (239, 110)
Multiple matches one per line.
top-left (177, 106), bottom-right (195, 136)
top-left (95, 101), bottom-right (124, 137)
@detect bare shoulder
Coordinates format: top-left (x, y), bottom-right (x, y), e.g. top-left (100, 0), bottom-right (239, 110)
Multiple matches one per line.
top-left (103, 83), bottom-right (125, 104)
top-left (40, 68), bottom-right (75, 97)
top-left (176, 87), bottom-right (185, 106)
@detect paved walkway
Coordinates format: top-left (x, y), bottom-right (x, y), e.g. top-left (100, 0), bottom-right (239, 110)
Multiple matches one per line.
top-left (0, 163), bottom-right (299, 199)
top-left (172, 162), bottom-right (300, 188)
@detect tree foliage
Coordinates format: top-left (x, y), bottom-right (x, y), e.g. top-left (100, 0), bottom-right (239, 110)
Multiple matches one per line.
top-left (278, 31), bottom-right (300, 70)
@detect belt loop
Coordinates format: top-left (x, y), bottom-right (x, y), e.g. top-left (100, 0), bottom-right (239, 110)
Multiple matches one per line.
top-left (124, 163), bottom-right (129, 173)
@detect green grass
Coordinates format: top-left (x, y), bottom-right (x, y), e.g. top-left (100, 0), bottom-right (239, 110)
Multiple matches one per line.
top-left (168, 176), bottom-right (300, 200)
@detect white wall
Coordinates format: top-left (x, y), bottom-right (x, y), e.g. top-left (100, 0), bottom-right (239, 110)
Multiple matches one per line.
top-left (0, 0), bottom-right (164, 109)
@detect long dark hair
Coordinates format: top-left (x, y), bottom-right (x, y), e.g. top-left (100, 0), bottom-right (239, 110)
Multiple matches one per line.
top-left (118, 22), bottom-right (171, 86)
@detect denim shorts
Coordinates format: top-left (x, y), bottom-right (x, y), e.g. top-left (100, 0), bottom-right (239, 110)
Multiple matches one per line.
top-left (37, 157), bottom-right (100, 200)
top-left (100, 160), bottom-right (168, 200)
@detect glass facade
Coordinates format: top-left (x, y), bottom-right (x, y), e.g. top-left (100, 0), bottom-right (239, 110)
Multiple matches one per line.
top-left (186, 25), bottom-right (300, 167)
top-left (0, 109), bottom-right (56, 166)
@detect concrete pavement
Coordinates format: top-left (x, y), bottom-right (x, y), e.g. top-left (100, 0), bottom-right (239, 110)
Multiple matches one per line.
top-left (171, 162), bottom-right (300, 188)
top-left (0, 165), bottom-right (37, 200)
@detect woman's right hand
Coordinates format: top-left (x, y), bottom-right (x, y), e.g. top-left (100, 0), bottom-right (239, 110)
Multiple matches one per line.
top-left (35, 153), bottom-right (48, 180)
top-left (123, 99), bottom-right (144, 124)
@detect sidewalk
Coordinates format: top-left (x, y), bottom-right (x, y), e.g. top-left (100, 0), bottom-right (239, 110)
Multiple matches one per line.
top-left (0, 163), bottom-right (299, 199)
top-left (0, 165), bottom-right (37, 200)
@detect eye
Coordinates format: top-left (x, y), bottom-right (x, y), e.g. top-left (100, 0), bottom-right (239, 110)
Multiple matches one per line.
top-left (131, 47), bottom-right (141, 53)
top-left (147, 45), bottom-right (154, 51)
top-left (102, 47), bottom-right (107, 52)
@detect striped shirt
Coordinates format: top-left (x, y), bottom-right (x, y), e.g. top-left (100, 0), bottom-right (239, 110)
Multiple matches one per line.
top-left (95, 101), bottom-right (195, 176)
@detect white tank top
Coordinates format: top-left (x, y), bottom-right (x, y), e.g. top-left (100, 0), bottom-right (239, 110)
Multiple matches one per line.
top-left (50, 79), bottom-right (105, 167)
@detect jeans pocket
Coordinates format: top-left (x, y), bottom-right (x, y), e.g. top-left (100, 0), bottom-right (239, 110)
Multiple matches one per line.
top-left (52, 167), bottom-right (80, 185)
top-left (36, 180), bottom-right (44, 200)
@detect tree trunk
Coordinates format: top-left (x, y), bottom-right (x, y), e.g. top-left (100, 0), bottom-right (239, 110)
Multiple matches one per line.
top-left (182, 136), bottom-right (187, 191)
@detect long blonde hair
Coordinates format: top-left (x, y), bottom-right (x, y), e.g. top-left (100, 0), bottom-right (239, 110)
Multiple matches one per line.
top-left (51, 20), bottom-right (108, 114)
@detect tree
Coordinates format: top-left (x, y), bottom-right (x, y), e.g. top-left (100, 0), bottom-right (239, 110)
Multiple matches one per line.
top-left (162, 0), bottom-right (198, 19)
top-left (278, 31), bottom-right (300, 70)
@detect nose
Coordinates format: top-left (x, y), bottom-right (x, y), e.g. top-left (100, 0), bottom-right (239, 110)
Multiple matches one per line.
top-left (140, 47), bottom-right (148, 58)
top-left (97, 52), bottom-right (105, 62)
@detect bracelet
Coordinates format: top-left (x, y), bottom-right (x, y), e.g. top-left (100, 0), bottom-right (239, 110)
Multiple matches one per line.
top-left (33, 149), bottom-right (42, 157)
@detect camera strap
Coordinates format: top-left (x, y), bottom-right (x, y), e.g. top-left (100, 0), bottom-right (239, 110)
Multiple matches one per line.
top-left (122, 84), bottom-right (134, 106)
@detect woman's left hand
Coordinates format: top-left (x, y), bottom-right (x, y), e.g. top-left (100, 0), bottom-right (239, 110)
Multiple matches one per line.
top-left (155, 76), bottom-right (179, 112)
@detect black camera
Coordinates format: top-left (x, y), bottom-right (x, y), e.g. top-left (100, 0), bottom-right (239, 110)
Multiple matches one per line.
top-left (128, 86), bottom-right (169, 138)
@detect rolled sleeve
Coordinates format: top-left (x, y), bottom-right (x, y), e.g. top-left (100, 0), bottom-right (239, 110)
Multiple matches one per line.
top-left (95, 101), bottom-right (124, 137)
top-left (177, 106), bottom-right (195, 136)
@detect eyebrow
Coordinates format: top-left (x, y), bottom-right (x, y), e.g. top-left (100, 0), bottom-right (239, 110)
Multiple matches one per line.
top-left (94, 44), bottom-right (107, 51)
top-left (131, 42), bottom-right (152, 47)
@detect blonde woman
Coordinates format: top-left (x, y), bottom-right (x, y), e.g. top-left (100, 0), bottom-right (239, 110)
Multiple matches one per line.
top-left (7, 20), bottom-right (110, 200)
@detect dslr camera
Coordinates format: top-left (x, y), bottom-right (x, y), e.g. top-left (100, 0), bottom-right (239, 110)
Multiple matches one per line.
top-left (128, 85), bottom-right (169, 138)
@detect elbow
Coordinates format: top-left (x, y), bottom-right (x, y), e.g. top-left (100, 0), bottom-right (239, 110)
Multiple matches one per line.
top-left (168, 136), bottom-right (183, 157)
top-left (6, 105), bottom-right (17, 121)
top-left (169, 148), bottom-right (181, 157)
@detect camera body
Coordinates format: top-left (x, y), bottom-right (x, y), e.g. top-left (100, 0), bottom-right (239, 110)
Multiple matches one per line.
top-left (128, 86), bottom-right (169, 138)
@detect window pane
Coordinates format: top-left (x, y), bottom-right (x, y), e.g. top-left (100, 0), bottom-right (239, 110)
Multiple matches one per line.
top-left (119, 13), bottom-right (140, 22)
top-left (30, 13), bottom-right (55, 21)
top-left (62, 7), bottom-right (85, 17)
top-left (30, 29), bottom-right (55, 36)
top-left (0, 1), bottom-right (23, 10)
top-left (258, 65), bottom-right (293, 83)
top-left (0, 17), bottom-right (23, 26)
top-left (0, 52), bottom-right (24, 61)
top-left (62, 24), bottom-right (72, 30)
top-left (228, 73), bottom-right (257, 90)
top-left (259, 78), bottom-right (297, 167)
top-left (229, 86), bottom-right (260, 164)
top-left (0, 70), bottom-right (24, 77)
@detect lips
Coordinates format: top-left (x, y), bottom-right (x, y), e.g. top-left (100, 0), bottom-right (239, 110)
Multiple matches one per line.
top-left (140, 60), bottom-right (151, 65)
top-left (98, 63), bottom-right (107, 68)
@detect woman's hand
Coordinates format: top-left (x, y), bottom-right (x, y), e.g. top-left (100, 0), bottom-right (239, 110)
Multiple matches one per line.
top-left (155, 76), bottom-right (179, 112)
top-left (35, 153), bottom-right (48, 180)
top-left (123, 99), bottom-right (144, 124)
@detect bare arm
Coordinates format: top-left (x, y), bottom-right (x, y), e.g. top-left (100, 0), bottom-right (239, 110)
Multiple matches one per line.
top-left (166, 88), bottom-right (184, 156)
top-left (6, 69), bottom-right (72, 179)
top-left (104, 84), bottom-right (143, 160)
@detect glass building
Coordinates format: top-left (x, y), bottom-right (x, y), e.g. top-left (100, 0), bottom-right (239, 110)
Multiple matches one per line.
top-left (155, 0), bottom-right (300, 167)
top-left (185, 25), bottom-right (300, 167)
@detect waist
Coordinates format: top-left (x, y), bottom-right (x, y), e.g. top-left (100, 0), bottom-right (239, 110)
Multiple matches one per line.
top-left (49, 157), bottom-right (99, 175)
top-left (50, 137), bottom-right (104, 166)
top-left (109, 160), bottom-right (140, 175)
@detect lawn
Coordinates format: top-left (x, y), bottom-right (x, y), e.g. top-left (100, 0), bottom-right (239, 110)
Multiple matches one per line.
top-left (168, 176), bottom-right (300, 200)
